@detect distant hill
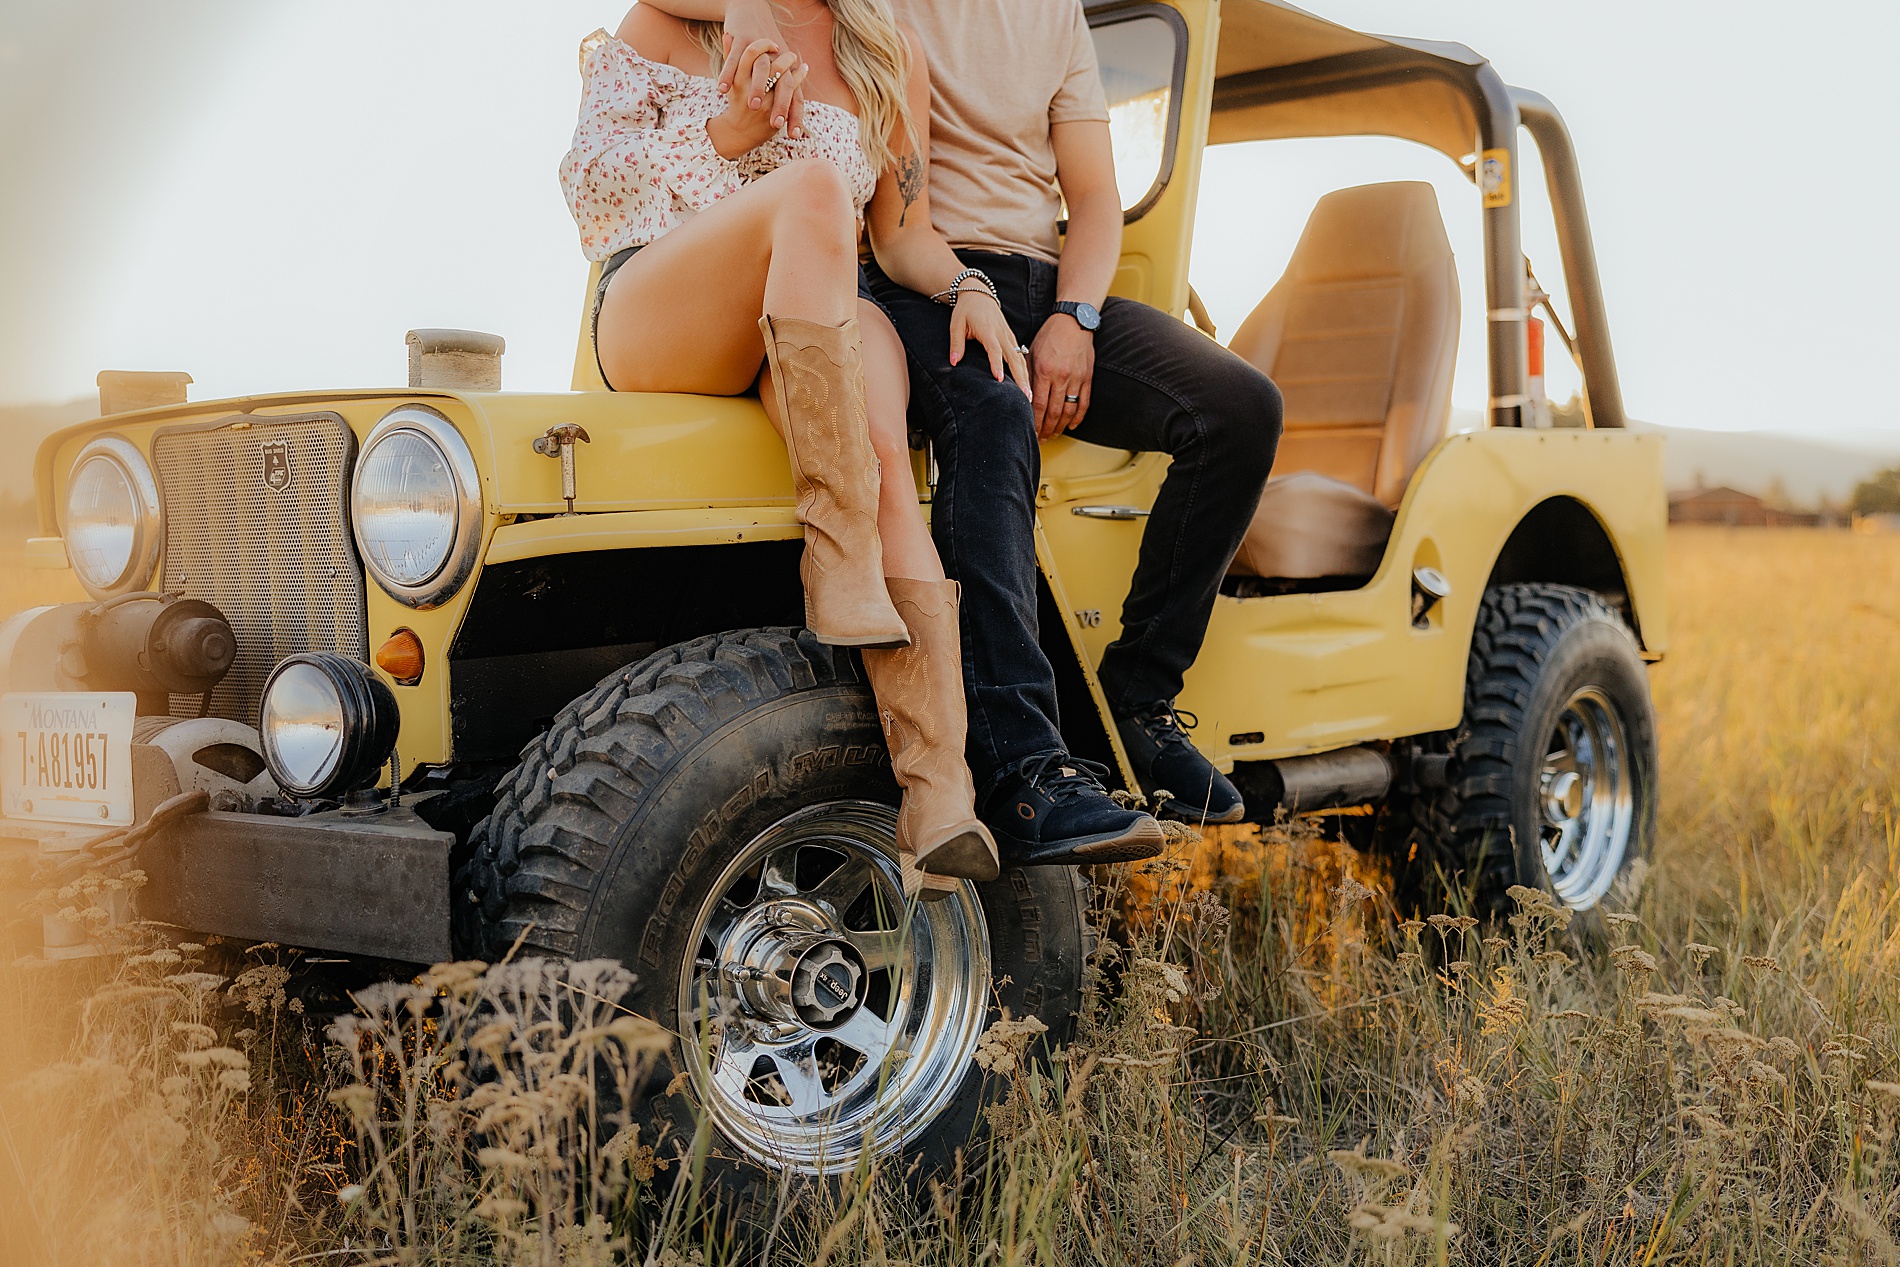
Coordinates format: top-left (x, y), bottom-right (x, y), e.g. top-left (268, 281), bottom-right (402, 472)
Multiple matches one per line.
top-left (1633, 420), bottom-right (1900, 507)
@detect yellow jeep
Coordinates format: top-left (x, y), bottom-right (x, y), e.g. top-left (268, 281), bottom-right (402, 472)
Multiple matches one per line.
top-left (3, 0), bottom-right (1662, 1180)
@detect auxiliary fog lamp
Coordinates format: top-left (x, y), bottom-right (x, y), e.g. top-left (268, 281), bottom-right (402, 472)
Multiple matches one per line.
top-left (258, 653), bottom-right (399, 799)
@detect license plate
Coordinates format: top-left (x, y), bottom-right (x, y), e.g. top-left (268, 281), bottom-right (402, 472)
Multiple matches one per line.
top-left (1, 692), bottom-right (137, 826)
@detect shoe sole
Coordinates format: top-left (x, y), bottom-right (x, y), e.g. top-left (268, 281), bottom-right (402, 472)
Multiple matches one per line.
top-left (900, 855), bottom-right (961, 902)
top-left (917, 826), bottom-right (1001, 882)
top-left (1158, 799), bottom-right (1246, 826)
top-left (998, 815), bottom-right (1166, 867)
top-left (812, 631), bottom-right (912, 649)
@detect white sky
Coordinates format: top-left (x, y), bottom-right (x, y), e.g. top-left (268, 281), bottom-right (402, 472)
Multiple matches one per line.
top-left (1, 0), bottom-right (1896, 449)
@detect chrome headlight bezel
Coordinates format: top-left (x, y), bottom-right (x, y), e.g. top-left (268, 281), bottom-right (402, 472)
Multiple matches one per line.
top-left (65, 434), bottom-right (163, 598)
top-left (350, 406), bottom-right (482, 609)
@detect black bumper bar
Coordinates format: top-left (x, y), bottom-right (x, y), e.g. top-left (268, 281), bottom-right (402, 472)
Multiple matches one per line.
top-left (140, 804), bottom-right (454, 963)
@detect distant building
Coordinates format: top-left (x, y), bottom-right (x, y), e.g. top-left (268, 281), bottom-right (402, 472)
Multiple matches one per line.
top-left (1854, 512), bottom-right (1900, 535)
top-left (1667, 486), bottom-right (1820, 527)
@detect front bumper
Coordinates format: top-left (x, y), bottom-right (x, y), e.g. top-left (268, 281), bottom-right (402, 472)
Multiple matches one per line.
top-left (5, 804), bottom-right (452, 964)
top-left (136, 804), bottom-right (453, 963)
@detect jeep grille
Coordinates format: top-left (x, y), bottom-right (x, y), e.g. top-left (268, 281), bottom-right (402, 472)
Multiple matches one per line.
top-left (153, 413), bottom-right (369, 722)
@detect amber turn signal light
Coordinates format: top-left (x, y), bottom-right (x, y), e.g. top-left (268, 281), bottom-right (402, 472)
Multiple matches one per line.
top-left (374, 628), bottom-right (425, 686)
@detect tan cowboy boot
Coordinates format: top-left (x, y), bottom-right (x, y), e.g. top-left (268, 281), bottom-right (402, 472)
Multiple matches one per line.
top-left (862, 578), bottom-right (1000, 902)
top-left (759, 314), bottom-right (909, 649)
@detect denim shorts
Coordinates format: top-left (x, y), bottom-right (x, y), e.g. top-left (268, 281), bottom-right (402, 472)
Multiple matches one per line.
top-left (591, 244), bottom-right (644, 391)
top-left (592, 248), bottom-right (880, 392)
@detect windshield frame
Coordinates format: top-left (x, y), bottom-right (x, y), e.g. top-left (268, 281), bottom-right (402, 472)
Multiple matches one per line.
top-left (1087, 2), bottom-right (1191, 224)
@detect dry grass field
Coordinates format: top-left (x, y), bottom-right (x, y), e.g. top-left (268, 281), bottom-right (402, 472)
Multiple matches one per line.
top-left (1, 525), bottom-right (1896, 1266)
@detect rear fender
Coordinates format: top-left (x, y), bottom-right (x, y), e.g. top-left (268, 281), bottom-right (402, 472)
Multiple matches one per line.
top-left (1486, 495), bottom-right (1653, 653)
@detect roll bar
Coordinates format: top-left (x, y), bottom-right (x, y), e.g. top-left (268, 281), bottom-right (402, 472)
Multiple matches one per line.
top-left (1511, 88), bottom-right (1627, 429)
top-left (1471, 62), bottom-right (1528, 429)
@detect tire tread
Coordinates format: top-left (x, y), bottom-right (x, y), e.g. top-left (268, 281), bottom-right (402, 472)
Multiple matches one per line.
top-left (452, 628), bottom-right (859, 960)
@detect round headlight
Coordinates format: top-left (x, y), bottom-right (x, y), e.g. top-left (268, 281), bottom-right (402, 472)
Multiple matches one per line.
top-left (65, 436), bottom-right (162, 597)
top-left (259, 653), bottom-right (399, 799)
top-left (352, 407), bottom-right (481, 608)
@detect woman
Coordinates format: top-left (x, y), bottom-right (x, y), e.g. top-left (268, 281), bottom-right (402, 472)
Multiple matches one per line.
top-left (560, 0), bottom-right (1019, 894)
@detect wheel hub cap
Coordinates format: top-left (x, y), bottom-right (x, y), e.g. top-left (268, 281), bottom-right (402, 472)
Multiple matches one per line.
top-left (1543, 769), bottom-right (1584, 822)
top-left (719, 904), bottom-right (867, 1029)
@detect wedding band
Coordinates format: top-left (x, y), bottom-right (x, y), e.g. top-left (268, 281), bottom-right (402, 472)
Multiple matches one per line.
top-left (1016, 345), bottom-right (1030, 355)
top-left (763, 71), bottom-right (782, 91)
top-left (1064, 394), bottom-right (1081, 403)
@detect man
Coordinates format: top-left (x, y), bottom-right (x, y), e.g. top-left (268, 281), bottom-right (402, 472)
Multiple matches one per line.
top-left (654, 0), bottom-right (1283, 864)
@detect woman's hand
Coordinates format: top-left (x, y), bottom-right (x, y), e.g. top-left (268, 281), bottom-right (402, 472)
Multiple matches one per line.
top-left (706, 38), bottom-right (805, 159)
top-left (949, 290), bottom-right (1031, 398)
top-left (715, 0), bottom-right (806, 138)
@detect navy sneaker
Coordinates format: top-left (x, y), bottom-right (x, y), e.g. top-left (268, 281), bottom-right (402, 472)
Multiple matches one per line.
top-left (983, 752), bottom-right (1164, 866)
top-left (1116, 702), bottom-right (1246, 824)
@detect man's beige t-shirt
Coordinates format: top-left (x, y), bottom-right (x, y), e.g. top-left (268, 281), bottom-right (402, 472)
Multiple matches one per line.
top-left (888, 0), bottom-right (1109, 264)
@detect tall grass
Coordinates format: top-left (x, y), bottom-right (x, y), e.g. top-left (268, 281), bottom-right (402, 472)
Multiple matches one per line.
top-left (2, 526), bottom-right (1896, 1265)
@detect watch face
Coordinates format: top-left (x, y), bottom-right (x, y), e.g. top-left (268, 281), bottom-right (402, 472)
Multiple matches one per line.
top-left (1063, 301), bottom-right (1102, 331)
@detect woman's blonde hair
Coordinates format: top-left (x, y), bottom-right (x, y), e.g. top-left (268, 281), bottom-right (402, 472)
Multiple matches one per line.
top-left (685, 0), bottom-right (915, 176)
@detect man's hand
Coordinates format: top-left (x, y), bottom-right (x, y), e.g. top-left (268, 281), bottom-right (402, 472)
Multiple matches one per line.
top-left (1036, 118), bottom-right (1119, 439)
top-left (1029, 313), bottom-right (1095, 439)
top-left (716, 0), bottom-right (805, 139)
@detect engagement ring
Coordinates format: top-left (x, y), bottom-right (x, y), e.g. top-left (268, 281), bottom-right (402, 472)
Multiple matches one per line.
top-left (763, 71), bottom-right (782, 91)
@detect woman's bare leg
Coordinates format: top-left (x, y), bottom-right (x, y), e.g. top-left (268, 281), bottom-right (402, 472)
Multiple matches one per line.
top-left (861, 301), bottom-right (943, 582)
top-left (596, 158), bottom-right (859, 393)
top-left (602, 157), bottom-right (905, 541)
top-left (603, 156), bottom-right (906, 647)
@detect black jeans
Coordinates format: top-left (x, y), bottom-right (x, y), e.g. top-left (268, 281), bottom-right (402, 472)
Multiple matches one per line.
top-left (863, 251), bottom-right (1283, 795)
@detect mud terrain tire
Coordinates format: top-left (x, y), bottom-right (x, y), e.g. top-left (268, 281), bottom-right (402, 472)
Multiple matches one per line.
top-left (452, 628), bottom-right (1091, 1194)
top-left (1395, 584), bottom-right (1657, 923)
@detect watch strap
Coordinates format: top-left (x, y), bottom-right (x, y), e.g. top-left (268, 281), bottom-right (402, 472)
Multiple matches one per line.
top-left (1055, 300), bottom-right (1099, 330)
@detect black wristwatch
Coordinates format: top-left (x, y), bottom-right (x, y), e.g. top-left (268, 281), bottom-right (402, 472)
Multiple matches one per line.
top-left (1054, 300), bottom-right (1101, 332)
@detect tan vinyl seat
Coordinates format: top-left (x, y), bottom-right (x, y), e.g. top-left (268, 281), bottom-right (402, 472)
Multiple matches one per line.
top-left (1226, 181), bottom-right (1459, 581)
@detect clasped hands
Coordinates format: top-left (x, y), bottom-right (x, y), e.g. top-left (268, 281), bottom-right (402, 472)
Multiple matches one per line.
top-left (705, 36), bottom-right (808, 158)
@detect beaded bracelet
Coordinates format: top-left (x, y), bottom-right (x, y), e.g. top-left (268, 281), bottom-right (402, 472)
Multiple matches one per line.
top-left (929, 267), bottom-right (999, 307)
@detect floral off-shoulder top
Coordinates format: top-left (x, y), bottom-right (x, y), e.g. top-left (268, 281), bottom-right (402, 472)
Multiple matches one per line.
top-left (560, 29), bottom-right (878, 262)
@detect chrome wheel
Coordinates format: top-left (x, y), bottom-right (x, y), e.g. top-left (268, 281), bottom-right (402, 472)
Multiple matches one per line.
top-left (679, 801), bottom-right (991, 1174)
top-left (1538, 685), bottom-right (1635, 910)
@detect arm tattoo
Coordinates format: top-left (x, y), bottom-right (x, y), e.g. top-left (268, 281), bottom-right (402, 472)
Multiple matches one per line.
top-left (896, 152), bottom-right (924, 227)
